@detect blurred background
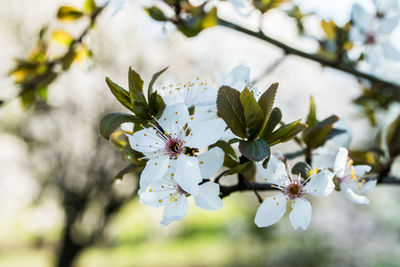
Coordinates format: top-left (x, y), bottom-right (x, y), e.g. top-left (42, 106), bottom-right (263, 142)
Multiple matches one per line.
top-left (0, 0), bottom-right (400, 266)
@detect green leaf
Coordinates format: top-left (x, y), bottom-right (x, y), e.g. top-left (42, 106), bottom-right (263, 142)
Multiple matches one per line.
top-left (20, 90), bottom-right (36, 110)
top-left (62, 50), bottom-right (76, 70)
top-left (257, 82), bottom-right (278, 137)
top-left (306, 96), bottom-right (317, 127)
top-left (148, 67), bottom-right (168, 100)
top-left (239, 139), bottom-right (270, 162)
top-left (36, 87), bottom-right (48, 101)
top-left (105, 77), bottom-right (132, 111)
top-left (177, 6), bottom-right (218, 37)
top-left (210, 140), bottom-right (237, 160)
top-left (291, 162), bottom-right (311, 178)
top-left (261, 107), bottom-right (282, 138)
top-left (84, 0), bottom-right (97, 13)
top-left (57, 6), bottom-right (84, 21)
top-left (387, 114), bottom-right (400, 158)
top-left (240, 88), bottom-right (264, 138)
top-left (148, 92), bottom-right (166, 118)
top-left (145, 6), bottom-right (168, 21)
top-left (99, 112), bottom-right (142, 140)
top-left (266, 119), bottom-right (307, 146)
top-left (226, 161), bottom-right (253, 175)
top-left (217, 86), bottom-right (246, 138)
top-left (128, 67), bottom-right (149, 118)
top-left (302, 115), bottom-right (339, 149)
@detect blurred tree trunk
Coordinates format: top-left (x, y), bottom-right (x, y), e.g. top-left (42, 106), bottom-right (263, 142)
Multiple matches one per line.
top-left (55, 225), bottom-right (83, 267)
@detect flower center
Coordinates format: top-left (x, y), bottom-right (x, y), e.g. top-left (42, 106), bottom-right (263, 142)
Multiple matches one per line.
top-left (165, 138), bottom-right (183, 157)
top-left (365, 33), bottom-right (376, 45)
top-left (285, 182), bottom-right (303, 199)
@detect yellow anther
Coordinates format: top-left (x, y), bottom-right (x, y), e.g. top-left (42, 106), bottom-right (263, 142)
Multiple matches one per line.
top-left (151, 115), bottom-right (154, 118)
top-left (161, 185), bottom-right (164, 188)
top-left (308, 168), bottom-right (319, 177)
top-left (168, 165), bottom-right (171, 168)
top-left (293, 200), bottom-right (295, 204)
top-left (314, 189), bottom-right (317, 192)
top-left (175, 112), bottom-right (178, 115)
top-left (310, 201), bottom-right (313, 205)
top-left (271, 185), bottom-right (274, 188)
top-left (276, 202), bottom-right (279, 205)
top-left (148, 122), bottom-right (151, 125)
top-left (144, 133), bottom-right (147, 136)
top-left (199, 161), bottom-right (204, 164)
top-left (290, 207), bottom-right (293, 211)
top-left (139, 123), bottom-right (143, 127)
top-left (190, 116), bottom-right (194, 120)
top-left (171, 173), bottom-right (174, 177)
top-left (137, 158), bottom-right (142, 161)
top-left (149, 189), bottom-right (152, 192)
top-left (273, 197), bottom-right (276, 200)
top-left (158, 199), bottom-right (162, 203)
top-left (155, 163), bottom-right (158, 166)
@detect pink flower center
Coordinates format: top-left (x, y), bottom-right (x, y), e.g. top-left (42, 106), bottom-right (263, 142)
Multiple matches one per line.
top-left (177, 185), bottom-right (188, 195)
top-left (165, 138), bottom-right (183, 157)
top-left (285, 181), bottom-right (303, 199)
top-left (365, 33), bottom-right (376, 45)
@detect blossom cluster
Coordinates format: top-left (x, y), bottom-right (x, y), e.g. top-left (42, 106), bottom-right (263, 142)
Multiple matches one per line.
top-left (103, 65), bottom-right (377, 230)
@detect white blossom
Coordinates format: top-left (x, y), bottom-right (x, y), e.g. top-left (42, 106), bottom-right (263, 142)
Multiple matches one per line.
top-left (139, 164), bottom-right (223, 226)
top-left (350, 1), bottom-right (400, 65)
top-left (254, 154), bottom-right (335, 230)
top-left (333, 147), bottom-right (376, 205)
top-left (128, 103), bottom-right (225, 195)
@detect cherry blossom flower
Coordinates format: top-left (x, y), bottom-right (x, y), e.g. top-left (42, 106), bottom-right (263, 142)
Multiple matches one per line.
top-left (215, 65), bottom-right (256, 93)
top-left (333, 147), bottom-right (376, 205)
top-left (128, 103), bottom-right (225, 195)
top-left (159, 79), bottom-right (218, 109)
top-left (312, 120), bottom-right (352, 170)
top-left (139, 165), bottom-right (223, 226)
top-left (254, 154), bottom-right (335, 230)
top-left (350, 1), bottom-right (400, 64)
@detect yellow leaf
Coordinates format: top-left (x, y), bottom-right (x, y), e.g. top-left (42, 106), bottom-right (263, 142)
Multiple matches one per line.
top-left (52, 30), bottom-right (73, 46)
top-left (321, 20), bottom-right (337, 40)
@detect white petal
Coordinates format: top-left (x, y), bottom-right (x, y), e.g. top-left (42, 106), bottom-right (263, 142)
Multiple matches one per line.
top-left (346, 178), bottom-right (377, 194)
top-left (351, 4), bottom-right (373, 31)
top-left (303, 170), bottom-right (335, 197)
top-left (194, 182), bottom-right (223, 210)
top-left (129, 128), bottom-right (165, 153)
top-left (175, 154), bottom-right (202, 195)
top-left (256, 155), bottom-right (288, 187)
top-left (158, 103), bottom-right (189, 136)
top-left (160, 195), bottom-right (188, 226)
top-left (140, 156), bottom-right (170, 185)
top-left (185, 118), bottom-right (226, 149)
top-left (254, 194), bottom-right (287, 228)
top-left (223, 65), bottom-right (250, 88)
top-left (311, 142), bottom-right (339, 169)
top-left (289, 197), bottom-right (312, 230)
top-left (380, 42), bottom-right (400, 60)
top-left (139, 178), bottom-right (177, 207)
top-left (197, 147), bottom-right (224, 178)
top-left (354, 165), bottom-right (372, 178)
top-left (340, 182), bottom-right (370, 204)
top-left (378, 15), bottom-right (400, 34)
top-left (334, 147), bottom-right (348, 178)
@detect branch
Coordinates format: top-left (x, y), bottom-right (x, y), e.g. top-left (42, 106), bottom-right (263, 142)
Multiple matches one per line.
top-left (219, 181), bottom-right (281, 199)
top-left (218, 18), bottom-right (400, 90)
